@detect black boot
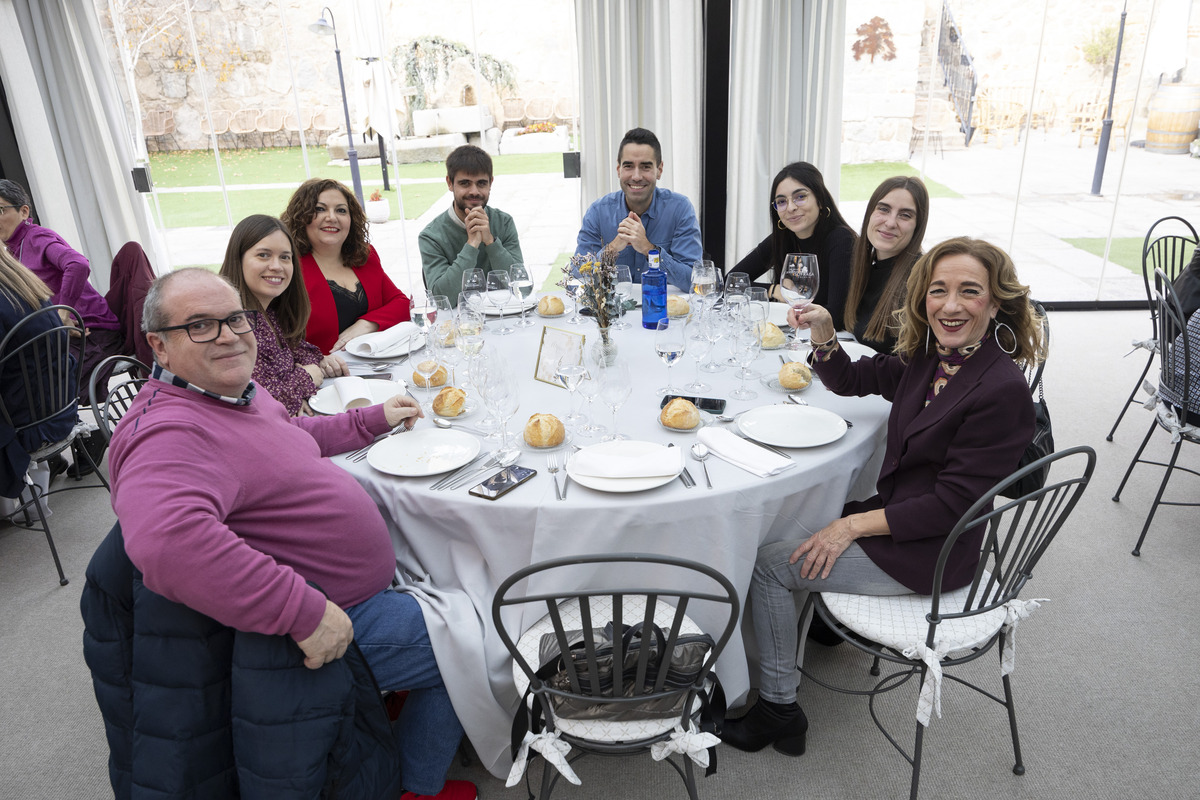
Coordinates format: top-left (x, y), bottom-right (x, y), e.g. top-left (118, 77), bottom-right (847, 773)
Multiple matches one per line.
top-left (720, 698), bottom-right (808, 756)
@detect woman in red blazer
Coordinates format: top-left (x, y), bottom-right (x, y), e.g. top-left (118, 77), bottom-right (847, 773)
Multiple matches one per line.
top-left (282, 179), bottom-right (410, 354)
top-left (724, 237), bottom-right (1044, 756)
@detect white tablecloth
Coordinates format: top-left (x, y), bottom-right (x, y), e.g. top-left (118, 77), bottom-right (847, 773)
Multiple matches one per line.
top-left (337, 297), bottom-right (890, 778)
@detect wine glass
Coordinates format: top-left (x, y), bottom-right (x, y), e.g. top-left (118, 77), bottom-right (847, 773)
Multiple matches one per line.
top-left (724, 271), bottom-right (751, 300)
top-left (729, 324), bottom-right (761, 400)
top-left (483, 364), bottom-right (520, 448)
top-left (699, 303), bottom-right (726, 373)
top-left (467, 343), bottom-right (501, 434)
top-left (684, 314), bottom-right (712, 392)
top-left (781, 253), bottom-right (820, 351)
top-left (412, 352), bottom-right (442, 412)
top-left (487, 270), bottom-right (513, 335)
top-left (597, 360), bottom-right (631, 442)
top-left (749, 286), bottom-right (770, 322)
top-left (575, 346), bottom-right (606, 438)
top-left (459, 289), bottom-right (485, 319)
top-left (722, 294), bottom-right (749, 366)
top-left (564, 270), bottom-right (585, 325)
top-left (410, 294), bottom-right (437, 349)
top-left (612, 265), bottom-right (634, 331)
top-left (555, 358), bottom-right (588, 427)
top-left (509, 263), bottom-right (536, 328)
top-left (434, 318), bottom-right (463, 389)
top-left (462, 268), bottom-right (486, 301)
top-left (654, 318), bottom-right (686, 396)
top-left (691, 260), bottom-right (717, 299)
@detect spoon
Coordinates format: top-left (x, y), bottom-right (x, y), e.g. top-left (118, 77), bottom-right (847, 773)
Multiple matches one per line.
top-left (446, 447), bottom-right (521, 490)
top-left (432, 417), bottom-right (486, 435)
top-left (690, 443), bottom-right (713, 489)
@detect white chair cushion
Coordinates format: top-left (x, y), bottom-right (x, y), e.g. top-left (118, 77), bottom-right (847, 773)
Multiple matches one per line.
top-left (821, 582), bottom-right (1006, 659)
top-left (512, 595), bottom-right (704, 743)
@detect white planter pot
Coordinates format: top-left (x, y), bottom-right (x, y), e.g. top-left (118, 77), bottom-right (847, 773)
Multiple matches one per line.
top-left (366, 198), bottom-right (390, 224)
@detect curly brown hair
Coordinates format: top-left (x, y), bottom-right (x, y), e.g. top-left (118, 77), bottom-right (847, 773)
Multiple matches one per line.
top-left (896, 237), bottom-right (1046, 369)
top-left (280, 179), bottom-right (370, 267)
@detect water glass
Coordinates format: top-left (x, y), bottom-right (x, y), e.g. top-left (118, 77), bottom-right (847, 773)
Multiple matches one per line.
top-left (509, 263), bottom-right (536, 328)
top-left (598, 361), bottom-right (631, 442)
top-left (654, 318), bottom-right (686, 396)
top-left (613, 265), bottom-right (634, 331)
top-left (730, 325), bottom-right (760, 400)
top-left (487, 270), bottom-right (513, 335)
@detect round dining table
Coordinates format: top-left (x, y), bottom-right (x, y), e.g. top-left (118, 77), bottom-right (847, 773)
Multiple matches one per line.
top-left (335, 295), bottom-right (891, 779)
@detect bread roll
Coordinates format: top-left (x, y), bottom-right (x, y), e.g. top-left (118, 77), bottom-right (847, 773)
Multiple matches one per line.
top-left (778, 361), bottom-right (812, 390)
top-left (667, 295), bottom-right (690, 317)
top-left (524, 413), bottom-right (565, 447)
top-left (660, 397), bottom-right (701, 430)
top-left (432, 386), bottom-right (466, 417)
top-left (757, 322), bottom-right (786, 348)
top-left (412, 361), bottom-right (447, 387)
top-left (537, 296), bottom-right (565, 315)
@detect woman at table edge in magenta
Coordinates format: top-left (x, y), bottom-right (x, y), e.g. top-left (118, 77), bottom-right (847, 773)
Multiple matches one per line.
top-left (218, 214), bottom-right (348, 415)
top-left (722, 236), bottom-right (1043, 756)
top-left (282, 178), bottom-right (410, 355)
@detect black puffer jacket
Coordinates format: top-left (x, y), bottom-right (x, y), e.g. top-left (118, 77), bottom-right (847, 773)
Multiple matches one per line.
top-left (80, 522), bottom-right (404, 799)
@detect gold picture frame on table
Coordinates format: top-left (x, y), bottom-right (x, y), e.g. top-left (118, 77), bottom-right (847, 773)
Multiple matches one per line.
top-left (534, 326), bottom-right (586, 387)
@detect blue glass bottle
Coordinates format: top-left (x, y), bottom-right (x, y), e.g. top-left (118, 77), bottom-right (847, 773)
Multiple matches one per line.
top-left (641, 249), bottom-right (666, 329)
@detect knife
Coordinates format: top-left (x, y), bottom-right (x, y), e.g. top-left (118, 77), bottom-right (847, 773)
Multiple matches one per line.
top-left (667, 443), bottom-right (695, 488)
top-left (431, 453), bottom-right (488, 490)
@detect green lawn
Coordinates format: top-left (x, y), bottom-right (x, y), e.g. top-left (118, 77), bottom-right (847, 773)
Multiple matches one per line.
top-left (839, 162), bottom-right (960, 200)
top-left (147, 147), bottom-right (561, 189)
top-left (153, 183), bottom-right (444, 227)
top-left (1061, 237), bottom-right (1190, 276)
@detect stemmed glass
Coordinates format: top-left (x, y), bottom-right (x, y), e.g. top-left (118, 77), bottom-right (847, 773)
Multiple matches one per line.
top-left (722, 294), bottom-right (749, 366)
top-left (699, 303), bottom-right (726, 373)
top-left (434, 318), bottom-right (462, 389)
top-left (509, 263), bottom-right (536, 328)
top-left (781, 253), bottom-right (820, 350)
top-left (412, 351), bottom-right (441, 412)
top-left (575, 346), bottom-right (606, 438)
top-left (612, 265), bottom-right (634, 331)
top-left (724, 271), bottom-right (751, 300)
top-left (487, 270), bottom-right (513, 335)
top-left (691, 260), bottom-right (718, 299)
top-left (410, 293), bottom-right (437, 350)
top-left (654, 318), bottom-right (686, 396)
top-left (459, 333), bottom-right (495, 432)
top-left (684, 314), bottom-right (712, 392)
top-left (555, 358), bottom-right (588, 427)
top-left (564, 270), bottom-right (586, 325)
top-left (462, 268), bottom-right (486, 302)
top-left (598, 360), bottom-right (631, 442)
top-left (481, 359), bottom-right (520, 448)
top-left (729, 324), bottom-right (761, 400)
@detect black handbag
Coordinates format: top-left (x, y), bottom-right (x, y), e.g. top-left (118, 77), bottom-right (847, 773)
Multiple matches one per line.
top-left (1002, 381), bottom-right (1054, 499)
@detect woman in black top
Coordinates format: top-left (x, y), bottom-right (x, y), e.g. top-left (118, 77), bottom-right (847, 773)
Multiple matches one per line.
top-left (731, 162), bottom-right (856, 330)
top-left (843, 176), bottom-right (930, 353)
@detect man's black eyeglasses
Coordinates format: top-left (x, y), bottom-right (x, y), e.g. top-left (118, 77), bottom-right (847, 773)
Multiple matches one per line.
top-left (153, 310), bottom-right (258, 343)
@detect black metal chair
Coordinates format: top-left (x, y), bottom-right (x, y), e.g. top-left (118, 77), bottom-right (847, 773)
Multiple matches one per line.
top-left (1, 305), bottom-right (106, 584)
top-left (493, 553), bottom-right (739, 800)
top-left (88, 355), bottom-right (151, 444)
top-left (1112, 271), bottom-right (1199, 555)
top-left (1107, 216), bottom-right (1198, 441)
top-left (798, 446), bottom-right (1096, 800)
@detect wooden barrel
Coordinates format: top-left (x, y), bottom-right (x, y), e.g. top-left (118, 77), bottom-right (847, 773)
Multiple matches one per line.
top-left (1146, 84), bottom-right (1200, 154)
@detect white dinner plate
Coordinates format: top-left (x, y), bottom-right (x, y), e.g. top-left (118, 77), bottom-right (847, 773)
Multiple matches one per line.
top-left (310, 380), bottom-right (406, 415)
top-left (349, 335), bottom-right (425, 361)
top-left (566, 441), bottom-right (682, 493)
top-left (481, 297), bottom-right (538, 316)
top-left (737, 404), bottom-right (848, 448)
top-left (366, 429), bottom-right (481, 477)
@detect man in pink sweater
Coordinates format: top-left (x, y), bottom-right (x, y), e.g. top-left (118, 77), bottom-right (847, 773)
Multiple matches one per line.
top-left (108, 268), bottom-right (475, 800)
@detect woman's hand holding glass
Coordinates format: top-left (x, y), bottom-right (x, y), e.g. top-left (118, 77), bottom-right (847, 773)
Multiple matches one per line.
top-left (787, 302), bottom-right (836, 346)
top-left (781, 253), bottom-right (820, 350)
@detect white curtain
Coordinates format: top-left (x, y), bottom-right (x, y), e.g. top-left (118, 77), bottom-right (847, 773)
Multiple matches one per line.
top-left (0, 0), bottom-right (161, 290)
top-left (725, 0), bottom-right (845, 268)
top-left (573, 0), bottom-right (703, 218)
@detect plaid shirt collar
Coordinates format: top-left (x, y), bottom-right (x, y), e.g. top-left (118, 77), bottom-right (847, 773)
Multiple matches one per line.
top-left (152, 363), bottom-right (256, 406)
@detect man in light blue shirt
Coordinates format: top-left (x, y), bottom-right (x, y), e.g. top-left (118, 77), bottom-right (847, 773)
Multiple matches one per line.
top-left (575, 128), bottom-right (702, 289)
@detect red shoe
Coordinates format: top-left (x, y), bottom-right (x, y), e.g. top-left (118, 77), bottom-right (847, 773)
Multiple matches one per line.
top-left (400, 779), bottom-right (477, 800)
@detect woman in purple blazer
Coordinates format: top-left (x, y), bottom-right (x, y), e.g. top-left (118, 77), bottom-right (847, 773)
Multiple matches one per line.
top-left (723, 237), bottom-right (1044, 756)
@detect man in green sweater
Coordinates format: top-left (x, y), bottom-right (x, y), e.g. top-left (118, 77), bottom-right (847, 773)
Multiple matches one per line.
top-left (419, 145), bottom-right (524, 306)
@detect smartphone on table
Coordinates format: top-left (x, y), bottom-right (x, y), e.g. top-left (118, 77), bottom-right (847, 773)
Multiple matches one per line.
top-left (659, 395), bottom-right (727, 415)
top-left (469, 465), bottom-right (538, 500)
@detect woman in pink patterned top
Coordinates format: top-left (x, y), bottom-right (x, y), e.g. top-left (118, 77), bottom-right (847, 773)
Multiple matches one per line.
top-left (219, 215), bottom-right (347, 415)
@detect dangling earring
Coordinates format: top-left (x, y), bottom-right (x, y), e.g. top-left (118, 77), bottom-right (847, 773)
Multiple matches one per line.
top-left (925, 325), bottom-right (931, 352)
top-left (994, 320), bottom-right (1017, 354)
top-left (822, 206), bottom-right (831, 218)
top-left (777, 218), bottom-right (786, 230)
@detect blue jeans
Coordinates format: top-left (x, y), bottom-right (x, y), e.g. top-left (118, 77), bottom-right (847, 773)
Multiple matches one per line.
top-left (751, 538), bottom-right (910, 704)
top-left (346, 589), bottom-right (463, 796)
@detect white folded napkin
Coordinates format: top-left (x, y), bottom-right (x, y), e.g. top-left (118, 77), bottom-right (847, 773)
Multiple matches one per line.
top-left (345, 321), bottom-right (422, 357)
top-left (329, 376), bottom-right (373, 410)
top-left (698, 427), bottom-right (795, 478)
top-left (570, 441), bottom-right (683, 479)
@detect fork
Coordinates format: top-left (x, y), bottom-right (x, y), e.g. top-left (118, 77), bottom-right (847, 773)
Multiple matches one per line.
top-left (547, 454), bottom-right (563, 501)
top-left (348, 424), bottom-right (407, 462)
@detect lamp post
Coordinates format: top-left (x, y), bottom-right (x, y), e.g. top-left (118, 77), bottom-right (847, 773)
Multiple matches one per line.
top-left (1091, 1), bottom-right (1128, 196)
top-left (310, 7), bottom-right (363, 206)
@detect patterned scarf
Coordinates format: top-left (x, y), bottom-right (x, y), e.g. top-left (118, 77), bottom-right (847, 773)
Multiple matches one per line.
top-left (152, 363), bottom-right (256, 406)
top-left (925, 339), bottom-right (983, 406)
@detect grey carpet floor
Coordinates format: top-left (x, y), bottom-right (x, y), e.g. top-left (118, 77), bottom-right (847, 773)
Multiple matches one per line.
top-left (2, 309), bottom-right (1197, 799)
